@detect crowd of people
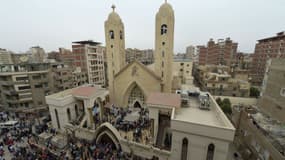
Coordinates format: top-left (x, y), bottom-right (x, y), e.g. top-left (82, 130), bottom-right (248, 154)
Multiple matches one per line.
top-left (68, 140), bottom-right (128, 160)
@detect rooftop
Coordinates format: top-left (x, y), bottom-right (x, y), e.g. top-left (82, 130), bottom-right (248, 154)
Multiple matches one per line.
top-left (172, 91), bottom-right (234, 130)
top-left (146, 92), bottom-right (181, 108)
top-left (72, 86), bottom-right (98, 98)
top-left (72, 40), bottom-right (101, 46)
top-left (173, 96), bottom-right (226, 127)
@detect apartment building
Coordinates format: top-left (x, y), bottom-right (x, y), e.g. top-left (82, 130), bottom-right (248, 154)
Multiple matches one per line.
top-left (198, 38), bottom-right (238, 66)
top-left (72, 41), bottom-right (105, 86)
top-left (251, 32), bottom-right (285, 86)
top-left (232, 106), bottom-right (285, 160)
top-left (172, 58), bottom-right (194, 90)
top-left (125, 48), bottom-right (154, 65)
top-left (50, 63), bottom-right (74, 93)
top-left (0, 48), bottom-right (13, 64)
top-left (259, 58), bottom-right (285, 123)
top-left (0, 63), bottom-right (52, 114)
top-left (195, 65), bottom-right (250, 97)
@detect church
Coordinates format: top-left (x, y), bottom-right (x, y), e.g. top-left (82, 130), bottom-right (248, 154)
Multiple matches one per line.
top-left (105, 2), bottom-right (174, 107)
top-left (46, 1), bottom-right (235, 160)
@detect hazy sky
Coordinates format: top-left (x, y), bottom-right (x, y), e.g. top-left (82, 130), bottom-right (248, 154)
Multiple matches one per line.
top-left (0, 0), bottom-right (284, 54)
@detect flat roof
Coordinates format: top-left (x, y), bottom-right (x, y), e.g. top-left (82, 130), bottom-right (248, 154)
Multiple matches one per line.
top-left (72, 40), bottom-right (101, 46)
top-left (173, 96), bottom-right (228, 128)
top-left (72, 86), bottom-right (98, 97)
top-left (146, 92), bottom-right (181, 108)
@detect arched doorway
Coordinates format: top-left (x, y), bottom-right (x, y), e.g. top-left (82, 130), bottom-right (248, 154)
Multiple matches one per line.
top-left (94, 123), bottom-right (122, 150)
top-left (134, 101), bottom-right (142, 108)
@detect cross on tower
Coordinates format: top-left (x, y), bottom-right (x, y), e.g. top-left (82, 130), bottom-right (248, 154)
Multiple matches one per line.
top-left (111, 4), bottom-right (116, 12)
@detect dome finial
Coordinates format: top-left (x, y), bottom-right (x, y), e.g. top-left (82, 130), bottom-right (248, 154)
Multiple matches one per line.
top-left (111, 4), bottom-right (116, 12)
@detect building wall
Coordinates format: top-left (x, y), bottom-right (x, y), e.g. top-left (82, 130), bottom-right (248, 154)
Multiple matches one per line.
top-left (198, 38), bottom-right (238, 66)
top-left (72, 44), bottom-right (105, 85)
top-left (171, 130), bottom-right (230, 160)
top-left (251, 32), bottom-right (285, 86)
top-left (259, 58), bottom-right (285, 123)
top-left (172, 60), bottom-right (194, 90)
top-left (232, 109), bottom-right (285, 160)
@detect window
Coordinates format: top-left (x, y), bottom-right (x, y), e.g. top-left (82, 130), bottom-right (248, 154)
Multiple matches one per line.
top-left (280, 88), bottom-right (285, 97)
top-left (67, 108), bottom-right (71, 122)
top-left (75, 104), bottom-right (78, 117)
top-left (18, 86), bottom-right (31, 90)
top-left (206, 144), bottom-right (215, 160)
top-left (162, 51), bottom-right (165, 57)
top-left (161, 24), bottom-right (167, 35)
top-left (35, 84), bottom-right (43, 88)
top-left (162, 42), bottom-right (165, 45)
top-left (109, 30), bottom-right (114, 39)
top-left (111, 45), bottom-right (113, 48)
top-left (161, 71), bottom-right (164, 78)
top-left (181, 138), bottom-right (188, 160)
top-left (120, 30), bottom-right (123, 39)
top-left (55, 109), bottom-right (60, 129)
top-left (180, 63), bottom-right (184, 66)
top-left (162, 61), bottom-right (164, 67)
top-left (16, 77), bottom-right (28, 81)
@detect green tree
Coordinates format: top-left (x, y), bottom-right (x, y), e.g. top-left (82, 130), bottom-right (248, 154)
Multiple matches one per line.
top-left (215, 97), bottom-right (222, 106)
top-left (250, 87), bottom-right (260, 98)
top-left (221, 98), bottom-right (232, 114)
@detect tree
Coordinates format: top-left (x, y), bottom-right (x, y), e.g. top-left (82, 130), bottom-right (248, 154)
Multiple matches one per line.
top-left (250, 87), bottom-right (260, 98)
top-left (215, 97), bottom-right (222, 106)
top-left (221, 98), bottom-right (232, 115)
top-left (216, 98), bottom-right (232, 115)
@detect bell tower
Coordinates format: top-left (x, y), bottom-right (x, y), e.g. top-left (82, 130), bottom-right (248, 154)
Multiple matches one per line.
top-left (105, 5), bottom-right (126, 102)
top-left (154, 1), bottom-right (175, 93)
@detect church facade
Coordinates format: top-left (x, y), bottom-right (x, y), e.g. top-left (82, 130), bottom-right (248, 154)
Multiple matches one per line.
top-left (105, 2), bottom-right (174, 107)
top-left (46, 1), bottom-right (235, 160)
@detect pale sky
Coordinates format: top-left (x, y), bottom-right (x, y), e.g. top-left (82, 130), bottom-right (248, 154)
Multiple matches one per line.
top-left (0, 0), bottom-right (284, 54)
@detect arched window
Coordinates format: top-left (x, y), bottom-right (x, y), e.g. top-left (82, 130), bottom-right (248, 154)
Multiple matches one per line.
top-left (161, 24), bottom-right (167, 35)
top-left (55, 109), bottom-right (60, 129)
top-left (67, 108), bottom-right (71, 122)
top-left (120, 30), bottom-right (123, 39)
top-left (181, 138), bottom-right (188, 160)
top-left (75, 104), bottom-right (78, 117)
top-left (109, 30), bottom-right (114, 39)
top-left (206, 143), bottom-right (215, 160)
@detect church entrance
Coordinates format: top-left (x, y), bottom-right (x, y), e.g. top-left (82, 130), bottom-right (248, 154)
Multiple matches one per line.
top-left (127, 84), bottom-right (145, 107)
top-left (134, 101), bottom-right (142, 108)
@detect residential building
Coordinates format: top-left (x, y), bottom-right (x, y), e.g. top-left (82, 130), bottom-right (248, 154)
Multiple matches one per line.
top-left (198, 38), bottom-right (238, 66)
top-left (195, 65), bottom-right (250, 97)
top-left (232, 105), bottom-right (285, 160)
top-left (125, 48), bottom-right (154, 65)
top-left (72, 41), bottom-right (106, 86)
top-left (29, 46), bottom-right (45, 63)
top-left (0, 48), bottom-right (13, 64)
top-left (186, 45), bottom-right (195, 59)
top-left (0, 63), bottom-right (52, 115)
top-left (50, 63), bottom-right (74, 93)
top-left (251, 32), bottom-right (285, 86)
top-left (172, 58), bottom-right (194, 90)
top-left (72, 67), bottom-right (88, 87)
top-left (259, 58), bottom-right (285, 123)
top-left (59, 48), bottom-right (74, 67)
